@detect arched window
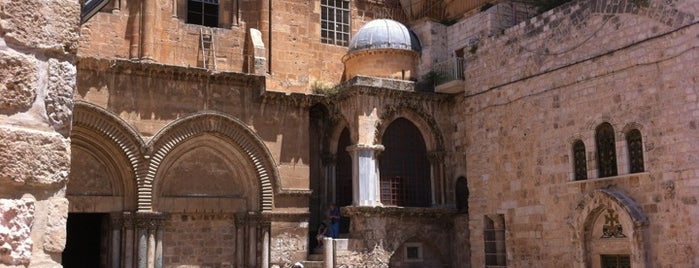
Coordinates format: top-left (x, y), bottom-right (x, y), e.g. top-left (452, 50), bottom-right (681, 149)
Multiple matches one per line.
top-left (596, 123), bottom-right (618, 178)
top-left (573, 140), bottom-right (587, 181)
top-left (626, 129), bottom-right (644, 173)
top-left (455, 177), bottom-right (469, 213)
top-left (380, 118), bottom-right (431, 207)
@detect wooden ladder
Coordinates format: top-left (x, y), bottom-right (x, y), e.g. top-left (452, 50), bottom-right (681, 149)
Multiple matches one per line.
top-left (200, 28), bottom-right (217, 70)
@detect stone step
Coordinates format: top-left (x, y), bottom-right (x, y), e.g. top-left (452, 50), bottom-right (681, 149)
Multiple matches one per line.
top-left (308, 253), bottom-right (323, 261)
top-left (302, 260), bottom-right (324, 268)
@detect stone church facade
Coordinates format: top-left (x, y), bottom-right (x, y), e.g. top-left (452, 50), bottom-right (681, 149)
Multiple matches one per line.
top-left (1, 0), bottom-right (699, 267)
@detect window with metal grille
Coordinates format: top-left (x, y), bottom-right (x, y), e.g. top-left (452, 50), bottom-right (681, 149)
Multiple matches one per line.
top-left (404, 243), bottom-right (423, 262)
top-left (596, 123), bottom-right (618, 178)
top-left (626, 129), bottom-right (644, 173)
top-left (379, 118), bottom-right (431, 207)
top-left (321, 0), bottom-right (350, 46)
top-left (187, 0), bottom-right (219, 27)
top-left (573, 140), bottom-right (587, 181)
top-left (600, 254), bottom-right (631, 268)
top-left (484, 215), bottom-right (507, 268)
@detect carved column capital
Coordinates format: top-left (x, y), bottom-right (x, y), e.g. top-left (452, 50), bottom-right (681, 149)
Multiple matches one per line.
top-left (427, 151), bottom-right (446, 164)
top-left (322, 153), bottom-right (336, 165)
top-left (134, 212), bottom-right (167, 230)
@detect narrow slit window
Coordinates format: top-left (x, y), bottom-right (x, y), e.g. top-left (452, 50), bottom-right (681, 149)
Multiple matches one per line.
top-left (596, 123), bottom-right (618, 178)
top-left (626, 129), bottom-right (644, 173)
top-left (573, 140), bottom-right (587, 181)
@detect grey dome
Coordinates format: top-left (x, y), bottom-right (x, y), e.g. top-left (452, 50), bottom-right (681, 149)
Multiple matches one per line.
top-left (348, 19), bottom-right (421, 53)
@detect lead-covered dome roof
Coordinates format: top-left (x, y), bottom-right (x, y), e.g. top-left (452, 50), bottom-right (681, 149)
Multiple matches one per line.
top-left (348, 19), bottom-right (421, 53)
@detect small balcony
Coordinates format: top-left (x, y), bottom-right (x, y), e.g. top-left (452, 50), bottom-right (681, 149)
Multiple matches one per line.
top-left (431, 57), bottom-right (465, 94)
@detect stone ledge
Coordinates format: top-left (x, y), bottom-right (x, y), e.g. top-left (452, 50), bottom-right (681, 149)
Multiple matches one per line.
top-left (341, 206), bottom-right (456, 219)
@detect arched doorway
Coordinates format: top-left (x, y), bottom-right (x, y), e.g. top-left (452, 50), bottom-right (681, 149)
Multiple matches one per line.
top-left (379, 118), bottom-right (431, 207)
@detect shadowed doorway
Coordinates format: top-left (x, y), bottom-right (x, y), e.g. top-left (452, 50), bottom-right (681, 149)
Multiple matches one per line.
top-left (62, 213), bottom-right (108, 268)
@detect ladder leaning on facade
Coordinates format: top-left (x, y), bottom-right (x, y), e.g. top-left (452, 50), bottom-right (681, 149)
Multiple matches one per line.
top-left (200, 28), bottom-right (217, 70)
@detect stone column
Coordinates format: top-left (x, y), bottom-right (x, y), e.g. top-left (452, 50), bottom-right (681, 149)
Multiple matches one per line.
top-left (134, 213), bottom-right (166, 268)
top-left (123, 213), bottom-right (135, 268)
top-left (141, 0), bottom-right (157, 61)
top-left (110, 214), bottom-right (123, 268)
top-left (427, 151), bottom-right (446, 206)
top-left (155, 228), bottom-right (163, 268)
top-left (347, 144), bottom-right (384, 207)
top-left (322, 153), bottom-right (337, 204)
top-left (235, 213), bottom-right (247, 267)
top-left (129, 0), bottom-right (142, 59)
top-left (0, 0), bottom-right (78, 266)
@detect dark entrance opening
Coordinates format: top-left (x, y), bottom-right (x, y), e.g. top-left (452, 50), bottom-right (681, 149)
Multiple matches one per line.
top-left (62, 213), bottom-right (107, 268)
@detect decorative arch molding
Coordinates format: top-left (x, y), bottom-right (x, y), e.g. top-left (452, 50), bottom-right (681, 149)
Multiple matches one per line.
top-left (621, 122), bottom-right (645, 134)
top-left (327, 118), bottom-right (353, 155)
top-left (574, 188), bottom-right (649, 267)
top-left (377, 104), bottom-right (444, 152)
top-left (72, 101), bottom-right (148, 185)
top-left (145, 111), bottom-right (279, 212)
top-left (586, 118), bottom-right (622, 139)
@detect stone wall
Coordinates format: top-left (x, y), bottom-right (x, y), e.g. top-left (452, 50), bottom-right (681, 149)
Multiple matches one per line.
top-left (162, 213), bottom-right (236, 267)
top-left (0, 0), bottom-right (79, 266)
top-left (449, 0), bottom-right (699, 266)
top-left (78, 0), bottom-right (405, 93)
top-left (76, 58), bottom-right (314, 190)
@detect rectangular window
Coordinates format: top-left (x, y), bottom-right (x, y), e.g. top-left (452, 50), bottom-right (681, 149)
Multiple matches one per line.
top-left (485, 215), bottom-right (507, 268)
top-left (601, 254), bottom-right (631, 268)
top-left (320, 0), bottom-right (350, 46)
top-left (404, 242), bottom-right (423, 262)
top-left (187, 0), bottom-right (219, 27)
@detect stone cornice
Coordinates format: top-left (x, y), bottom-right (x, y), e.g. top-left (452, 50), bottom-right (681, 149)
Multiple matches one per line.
top-left (329, 76), bottom-right (454, 104)
top-left (76, 57), bottom-right (265, 87)
top-left (261, 211), bottom-right (311, 222)
top-left (259, 90), bottom-right (325, 108)
top-left (341, 206), bottom-right (456, 219)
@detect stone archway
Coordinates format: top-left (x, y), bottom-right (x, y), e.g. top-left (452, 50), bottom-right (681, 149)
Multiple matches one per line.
top-left (574, 189), bottom-right (649, 268)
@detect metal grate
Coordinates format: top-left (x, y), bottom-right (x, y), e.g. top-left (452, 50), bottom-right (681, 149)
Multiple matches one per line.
top-left (573, 140), bottom-right (587, 180)
top-left (596, 123), bottom-right (618, 178)
top-left (626, 129), bottom-right (644, 173)
top-left (379, 118), bottom-right (431, 207)
top-left (484, 216), bottom-right (507, 267)
top-left (600, 254), bottom-right (631, 268)
top-left (187, 0), bottom-right (219, 27)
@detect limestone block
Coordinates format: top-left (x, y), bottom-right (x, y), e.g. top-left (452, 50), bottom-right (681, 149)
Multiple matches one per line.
top-left (0, 198), bottom-right (35, 266)
top-left (43, 197), bottom-right (68, 253)
top-left (0, 0), bottom-right (80, 53)
top-left (45, 59), bottom-right (76, 135)
top-left (0, 126), bottom-right (70, 185)
top-left (0, 50), bottom-right (37, 115)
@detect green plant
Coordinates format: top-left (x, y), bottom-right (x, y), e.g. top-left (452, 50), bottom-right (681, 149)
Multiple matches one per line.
top-left (533, 0), bottom-right (573, 13)
top-left (311, 81), bottom-right (341, 95)
top-left (630, 0), bottom-right (650, 8)
top-left (422, 71), bottom-right (448, 86)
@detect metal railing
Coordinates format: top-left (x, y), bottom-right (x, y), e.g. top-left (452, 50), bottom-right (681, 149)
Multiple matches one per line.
top-left (432, 57), bottom-right (465, 85)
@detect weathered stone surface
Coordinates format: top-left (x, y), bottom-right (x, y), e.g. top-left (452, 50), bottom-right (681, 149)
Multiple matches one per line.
top-left (43, 197), bottom-right (68, 253)
top-left (0, 0), bottom-right (80, 53)
top-left (0, 198), bottom-right (35, 266)
top-left (0, 126), bottom-right (70, 184)
top-left (46, 59), bottom-right (76, 135)
top-left (0, 50), bottom-right (37, 115)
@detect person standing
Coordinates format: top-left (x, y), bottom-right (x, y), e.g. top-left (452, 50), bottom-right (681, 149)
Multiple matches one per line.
top-left (326, 203), bottom-right (341, 238)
